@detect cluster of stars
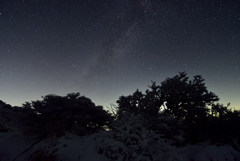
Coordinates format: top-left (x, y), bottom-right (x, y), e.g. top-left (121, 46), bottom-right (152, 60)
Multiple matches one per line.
top-left (0, 0), bottom-right (239, 109)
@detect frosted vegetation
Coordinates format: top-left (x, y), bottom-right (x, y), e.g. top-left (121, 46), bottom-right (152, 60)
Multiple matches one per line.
top-left (96, 115), bottom-right (179, 161)
top-left (0, 72), bottom-right (240, 161)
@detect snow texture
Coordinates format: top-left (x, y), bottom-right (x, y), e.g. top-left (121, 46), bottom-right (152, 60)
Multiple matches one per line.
top-left (0, 114), bottom-right (240, 161)
top-left (96, 115), bottom-right (179, 161)
top-left (178, 144), bottom-right (240, 161)
top-left (1, 131), bottom-right (240, 161)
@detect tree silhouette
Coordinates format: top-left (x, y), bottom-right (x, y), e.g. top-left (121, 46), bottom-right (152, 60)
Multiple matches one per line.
top-left (206, 103), bottom-right (240, 145)
top-left (116, 72), bottom-right (240, 145)
top-left (0, 100), bottom-right (12, 132)
top-left (21, 93), bottom-right (113, 137)
top-left (117, 72), bottom-right (219, 121)
top-left (160, 72), bottom-right (219, 121)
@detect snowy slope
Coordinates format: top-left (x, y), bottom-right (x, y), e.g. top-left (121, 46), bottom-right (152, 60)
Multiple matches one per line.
top-left (0, 132), bottom-right (110, 161)
top-left (1, 132), bottom-right (240, 161)
top-left (178, 144), bottom-right (240, 161)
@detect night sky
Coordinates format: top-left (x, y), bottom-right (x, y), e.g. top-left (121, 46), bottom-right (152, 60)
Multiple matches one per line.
top-left (0, 0), bottom-right (239, 109)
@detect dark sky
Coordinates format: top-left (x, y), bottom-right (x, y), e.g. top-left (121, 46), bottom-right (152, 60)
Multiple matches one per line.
top-left (0, 0), bottom-right (239, 109)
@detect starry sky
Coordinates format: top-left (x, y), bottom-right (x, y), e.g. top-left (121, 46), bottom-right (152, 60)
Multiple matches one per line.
top-left (0, 0), bottom-right (240, 109)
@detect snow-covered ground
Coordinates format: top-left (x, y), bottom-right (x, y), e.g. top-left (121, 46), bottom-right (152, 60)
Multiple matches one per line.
top-left (0, 132), bottom-right (240, 161)
top-left (0, 132), bottom-right (109, 161)
top-left (178, 144), bottom-right (240, 161)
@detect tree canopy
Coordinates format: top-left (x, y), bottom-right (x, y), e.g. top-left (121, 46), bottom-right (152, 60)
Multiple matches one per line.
top-left (0, 72), bottom-right (239, 147)
top-left (20, 93), bottom-right (113, 137)
top-left (117, 72), bottom-right (219, 121)
top-left (116, 72), bottom-right (240, 145)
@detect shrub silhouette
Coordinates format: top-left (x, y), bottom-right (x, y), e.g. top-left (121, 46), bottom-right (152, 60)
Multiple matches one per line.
top-left (116, 72), bottom-right (240, 145)
top-left (21, 93), bottom-right (113, 137)
top-left (1, 72), bottom-right (239, 150)
top-left (117, 72), bottom-right (219, 122)
top-left (0, 100), bottom-right (13, 132)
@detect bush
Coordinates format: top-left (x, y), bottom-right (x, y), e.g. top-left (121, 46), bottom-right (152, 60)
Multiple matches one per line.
top-left (116, 72), bottom-right (219, 122)
top-left (145, 110), bottom-right (184, 146)
top-left (20, 93), bottom-right (113, 137)
top-left (183, 103), bottom-right (240, 145)
top-left (96, 114), bottom-right (178, 161)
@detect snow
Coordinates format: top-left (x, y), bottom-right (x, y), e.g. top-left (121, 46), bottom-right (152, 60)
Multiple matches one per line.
top-left (0, 132), bottom-right (110, 161)
top-left (45, 134), bottom-right (109, 161)
top-left (178, 144), bottom-right (240, 161)
top-left (1, 132), bottom-right (240, 161)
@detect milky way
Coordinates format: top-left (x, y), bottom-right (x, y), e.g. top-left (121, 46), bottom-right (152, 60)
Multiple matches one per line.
top-left (0, 0), bottom-right (239, 109)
